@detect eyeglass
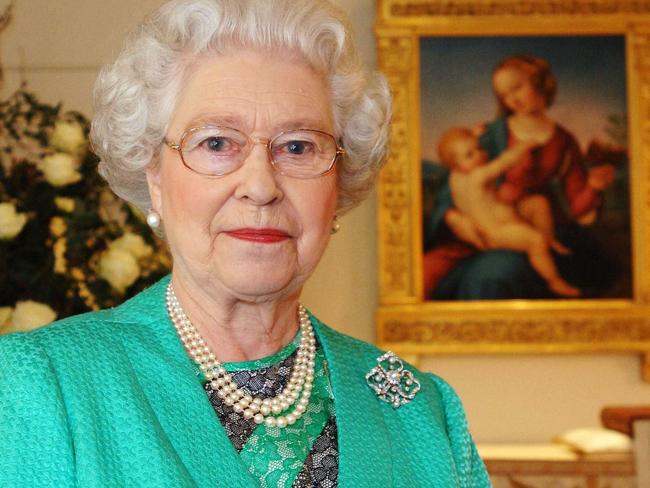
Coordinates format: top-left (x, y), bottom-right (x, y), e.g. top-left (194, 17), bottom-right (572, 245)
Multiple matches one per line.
top-left (165, 126), bottom-right (345, 179)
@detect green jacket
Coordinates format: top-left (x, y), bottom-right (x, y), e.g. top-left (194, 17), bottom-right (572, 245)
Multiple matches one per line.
top-left (0, 277), bottom-right (490, 487)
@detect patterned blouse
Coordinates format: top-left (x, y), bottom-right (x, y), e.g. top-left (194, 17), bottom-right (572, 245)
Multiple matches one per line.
top-left (204, 334), bottom-right (338, 487)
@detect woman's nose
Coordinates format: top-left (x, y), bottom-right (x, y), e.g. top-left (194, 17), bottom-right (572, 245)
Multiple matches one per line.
top-left (233, 144), bottom-right (283, 205)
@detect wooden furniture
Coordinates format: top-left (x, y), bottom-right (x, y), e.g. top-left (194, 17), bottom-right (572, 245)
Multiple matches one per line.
top-left (602, 406), bottom-right (650, 488)
top-left (479, 444), bottom-right (635, 488)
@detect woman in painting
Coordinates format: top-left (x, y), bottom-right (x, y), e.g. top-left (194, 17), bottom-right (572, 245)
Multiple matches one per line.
top-left (425, 54), bottom-right (616, 300)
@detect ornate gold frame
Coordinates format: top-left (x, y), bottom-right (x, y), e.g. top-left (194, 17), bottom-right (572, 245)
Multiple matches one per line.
top-left (375, 0), bottom-right (650, 380)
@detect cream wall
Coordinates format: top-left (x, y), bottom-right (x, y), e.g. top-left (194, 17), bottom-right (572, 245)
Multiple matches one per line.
top-left (3, 0), bottom-right (647, 444)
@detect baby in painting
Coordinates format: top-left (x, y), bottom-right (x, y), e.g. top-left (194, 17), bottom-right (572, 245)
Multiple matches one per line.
top-left (438, 127), bottom-right (580, 297)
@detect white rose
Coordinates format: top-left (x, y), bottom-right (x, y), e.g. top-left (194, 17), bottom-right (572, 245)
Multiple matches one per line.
top-left (54, 197), bottom-right (75, 213)
top-left (49, 216), bottom-right (67, 237)
top-left (0, 202), bottom-right (28, 240)
top-left (98, 248), bottom-right (140, 294)
top-left (5, 301), bottom-right (57, 333)
top-left (39, 153), bottom-right (82, 187)
top-left (110, 232), bottom-right (153, 259)
top-left (50, 119), bottom-right (86, 153)
top-left (53, 238), bottom-right (67, 274)
top-left (98, 189), bottom-right (127, 226)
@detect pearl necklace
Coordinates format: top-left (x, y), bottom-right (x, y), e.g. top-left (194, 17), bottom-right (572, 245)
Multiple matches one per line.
top-left (165, 283), bottom-right (317, 429)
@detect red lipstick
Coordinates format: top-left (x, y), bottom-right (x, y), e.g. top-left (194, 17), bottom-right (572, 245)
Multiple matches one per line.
top-left (226, 228), bottom-right (290, 243)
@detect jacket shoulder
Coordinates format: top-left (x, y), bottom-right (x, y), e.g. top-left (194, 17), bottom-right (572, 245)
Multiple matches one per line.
top-left (0, 276), bottom-right (170, 356)
top-left (309, 316), bottom-right (385, 361)
top-left (310, 316), bottom-right (451, 403)
top-left (426, 374), bottom-right (490, 486)
top-left (0, 327), bottom-right (76, 485)
top-left (310, 318), bottom-right (489, 487)
top-left (0, 307), bottom-right (110, 358)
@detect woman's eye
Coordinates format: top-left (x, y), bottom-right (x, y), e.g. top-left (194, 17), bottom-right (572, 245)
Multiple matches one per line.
top-left (203, 137), bottom-right (230, 152)
top-left (283, 140), bottom-right (315, 156)
top-left (287, 141), bottom-right (308, 154)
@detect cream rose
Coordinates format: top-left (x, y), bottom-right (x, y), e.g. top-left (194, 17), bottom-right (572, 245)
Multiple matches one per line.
top-left (54, 197), bottom-right (75, 213)
top-left (49, 216), bottom-right (67, 237)
top-left (98, 248), bottom-right (140, 294)
top-left (0, 202), bottom-right (28, 240)
top-left (39, 153), bottom-right (82, 187)
top-left (53, 238), bottom-right (67, 274)
top-left (110, 232), bottom-right (153, 259)
top-left (0, 306), bottom-right (12, 332)
top-left (98, 189), bottom-right (127, 226)
top-left (50, 119), bottom-right (86, 153)
top-left (5, 301), bottom-right (57, 333)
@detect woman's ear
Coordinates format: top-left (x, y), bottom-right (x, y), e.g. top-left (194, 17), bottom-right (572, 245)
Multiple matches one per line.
top-left (145, 163), bottom-right (163, 216)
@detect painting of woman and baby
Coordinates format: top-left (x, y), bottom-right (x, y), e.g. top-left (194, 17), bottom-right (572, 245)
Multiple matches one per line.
top-left (421, 37), bottom-right (631, 301)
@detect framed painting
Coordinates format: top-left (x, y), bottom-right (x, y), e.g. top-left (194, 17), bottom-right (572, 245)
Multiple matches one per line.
top-left (375, 0), bottom-right (650, 379)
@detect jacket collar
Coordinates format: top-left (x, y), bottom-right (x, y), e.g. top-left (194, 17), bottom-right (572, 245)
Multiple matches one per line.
top-left (116, 277), bottom-right (258, 487)
top-left (311, 317), bottom-right (394, 487)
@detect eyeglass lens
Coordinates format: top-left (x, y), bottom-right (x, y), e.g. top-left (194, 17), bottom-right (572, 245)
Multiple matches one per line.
top-left (180, 127), bottom-right (337, 178)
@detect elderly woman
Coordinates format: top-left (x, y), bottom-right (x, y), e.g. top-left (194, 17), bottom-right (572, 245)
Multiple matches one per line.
top-left (0, 0), bottom-right (489, 486)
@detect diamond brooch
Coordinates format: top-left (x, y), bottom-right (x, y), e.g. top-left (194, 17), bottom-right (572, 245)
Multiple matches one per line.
top-left (365, 351), bottom-right (421, 408)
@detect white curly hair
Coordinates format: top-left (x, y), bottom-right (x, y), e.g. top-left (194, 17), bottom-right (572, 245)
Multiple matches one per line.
top-left (91, 0), bottom-right (391, 215)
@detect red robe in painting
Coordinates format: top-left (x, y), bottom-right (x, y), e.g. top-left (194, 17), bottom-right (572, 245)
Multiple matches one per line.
top-left (423, 122), bottom-right (602, 298)
top-left (497, 124), bottom-right (601, 219)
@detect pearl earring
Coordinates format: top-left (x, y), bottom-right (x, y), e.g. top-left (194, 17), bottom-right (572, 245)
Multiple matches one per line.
top-left (146, 210), bottom-right (161, 229)
top-left (331, 216), bottom-right (340, 234)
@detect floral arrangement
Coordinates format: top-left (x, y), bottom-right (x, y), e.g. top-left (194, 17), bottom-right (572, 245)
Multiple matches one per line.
top-left (0, 86), bottom-right (170, 334)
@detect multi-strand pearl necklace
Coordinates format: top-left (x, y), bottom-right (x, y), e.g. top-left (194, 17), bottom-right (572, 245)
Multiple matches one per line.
top-left (165, 283), bottom-right (317, 429)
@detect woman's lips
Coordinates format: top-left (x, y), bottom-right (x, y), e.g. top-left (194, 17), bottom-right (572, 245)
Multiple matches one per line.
top-left (225, 228), bottom-right (291, 243)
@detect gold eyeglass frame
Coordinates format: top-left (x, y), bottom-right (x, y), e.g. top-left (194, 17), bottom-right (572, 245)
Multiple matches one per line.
top-left (165, 126), bottom-right (345, 179)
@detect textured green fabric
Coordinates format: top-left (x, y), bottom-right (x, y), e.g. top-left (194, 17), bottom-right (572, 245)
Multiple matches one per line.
top-left (0, 276), bottom-right (490, 487)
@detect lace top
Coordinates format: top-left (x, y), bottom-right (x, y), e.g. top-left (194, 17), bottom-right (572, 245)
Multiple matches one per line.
top-left (205, 333), bottom-right (339, 487)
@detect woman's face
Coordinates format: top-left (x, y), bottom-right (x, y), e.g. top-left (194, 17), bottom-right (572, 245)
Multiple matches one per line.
top-left (492, 65), bottom-right (547, 115)
top-left (147, 50), bottom-right (338, 302)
